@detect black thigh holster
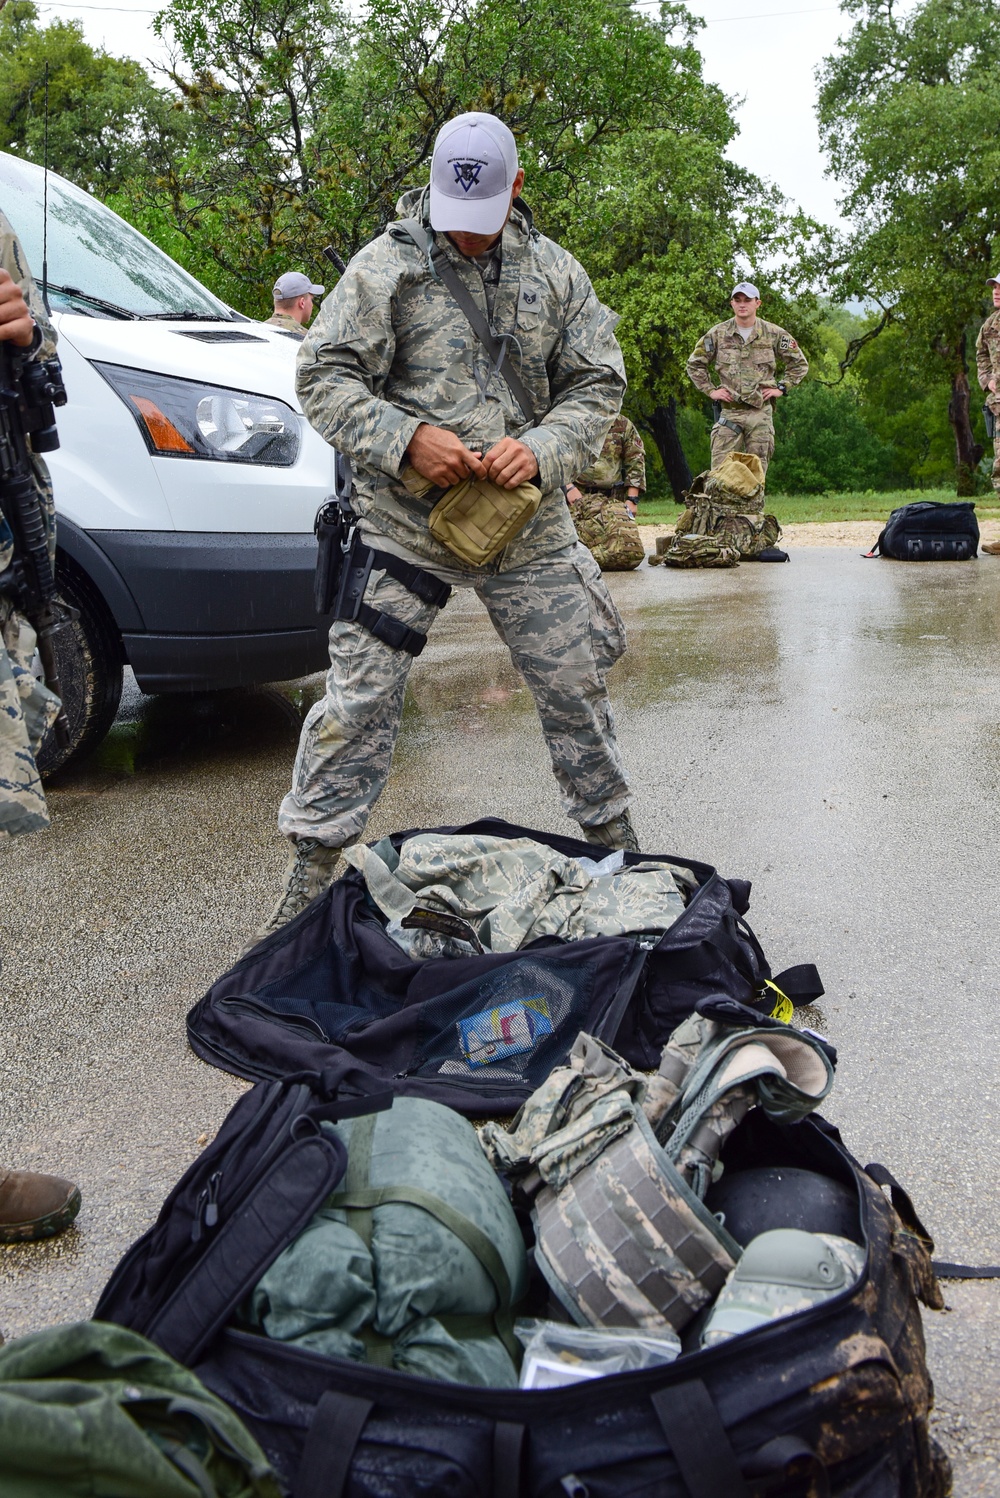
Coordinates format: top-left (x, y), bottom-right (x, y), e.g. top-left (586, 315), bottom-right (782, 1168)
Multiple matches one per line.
top-left (314, 493), bottom-right (451, 658)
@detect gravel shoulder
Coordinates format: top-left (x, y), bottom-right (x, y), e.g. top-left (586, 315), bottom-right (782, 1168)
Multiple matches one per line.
top-left (639, 518), bottom-right (1000, 549)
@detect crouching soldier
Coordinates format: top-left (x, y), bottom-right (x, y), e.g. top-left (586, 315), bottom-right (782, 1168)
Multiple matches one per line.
top-left (565, 414), bottom-right (646, 571)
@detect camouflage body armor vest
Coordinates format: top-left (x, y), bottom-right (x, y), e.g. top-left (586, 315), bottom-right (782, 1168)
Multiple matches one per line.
top-left (481, 1013), bottom-right (833, 1333)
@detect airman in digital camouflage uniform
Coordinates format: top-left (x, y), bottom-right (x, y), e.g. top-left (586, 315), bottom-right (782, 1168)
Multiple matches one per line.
top-left (565, 413), bottom-right (646, 571)
top-left (686, 282), bottom-right (808, 475)
top-left (260, 114), bottom-right (633, 936)
top-left (0, 205), bottom-right (83, 1243)
top-left (975, 273), bottom-right (1000, 554)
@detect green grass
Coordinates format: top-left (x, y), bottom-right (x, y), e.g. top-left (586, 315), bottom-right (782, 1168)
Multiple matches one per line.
top-left (637, 488), bottom-right (1000, 527)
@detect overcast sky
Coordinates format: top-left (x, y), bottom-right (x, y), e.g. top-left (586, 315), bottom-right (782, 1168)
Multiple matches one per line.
top-left (37, 0), bottom-right (913, 233)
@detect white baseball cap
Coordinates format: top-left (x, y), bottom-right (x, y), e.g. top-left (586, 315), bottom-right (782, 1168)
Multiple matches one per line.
top-left (429, 113), bottom-right (519, 236)
top-left (731, 281), bottom-right (760, 299)
top-left (273, 272), bottom-right (324, 299)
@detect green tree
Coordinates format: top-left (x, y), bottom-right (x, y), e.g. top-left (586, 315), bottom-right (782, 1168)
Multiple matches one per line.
top-left (817, 0), bottom-right (1000, 493)
top-left (768, 380), bottom-right (895, 494)
top-left (0, 0), bottom-right (182, 196)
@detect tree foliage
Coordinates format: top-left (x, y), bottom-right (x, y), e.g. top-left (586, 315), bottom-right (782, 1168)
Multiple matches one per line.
top-left (817, 0), bottom-right (1000, 492)
top-left (0, 0), bottom-right (182, 195)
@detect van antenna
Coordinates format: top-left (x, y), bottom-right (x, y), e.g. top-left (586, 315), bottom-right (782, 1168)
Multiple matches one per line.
top-left (42, 61), bottom-right (50, 313)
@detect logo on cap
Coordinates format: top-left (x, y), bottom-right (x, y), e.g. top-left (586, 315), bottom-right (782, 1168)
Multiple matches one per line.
top-left (453, 160), bottom-right (484, 193)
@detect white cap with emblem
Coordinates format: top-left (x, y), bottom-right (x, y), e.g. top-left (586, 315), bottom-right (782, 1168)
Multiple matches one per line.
top-left (429, 113), bottom-right (520, 236)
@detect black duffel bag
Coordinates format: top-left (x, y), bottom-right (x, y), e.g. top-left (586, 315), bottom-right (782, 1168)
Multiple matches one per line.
top-left (96, 1077), bottom-right (950, 1498)
top-left (186, 817), bottom-right (821, 1116)
top-left (868, 500), bottom-right (979, 560)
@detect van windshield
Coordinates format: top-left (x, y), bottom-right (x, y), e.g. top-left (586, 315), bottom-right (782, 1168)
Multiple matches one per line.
top-left (0, 153), bottom-right (236, 321)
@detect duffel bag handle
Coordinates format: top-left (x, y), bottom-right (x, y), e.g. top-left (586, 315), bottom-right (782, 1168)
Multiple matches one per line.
top-left (651, 1383), bottom-right (830, 1498)
top-left (293, 1391), bottom-right (373, 1498)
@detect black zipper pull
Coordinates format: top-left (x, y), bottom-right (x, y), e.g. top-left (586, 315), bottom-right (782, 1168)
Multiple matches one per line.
top-left (191, 1187), bottom-right (208, 1244)
top-left (190, 1171), bottom-right (223, 1243)
top-left (204, 1171), bottom-right (222, 1229)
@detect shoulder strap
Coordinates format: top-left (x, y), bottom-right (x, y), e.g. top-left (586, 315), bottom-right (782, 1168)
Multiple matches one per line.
top-left (394, 216), bottom-right (538, 427)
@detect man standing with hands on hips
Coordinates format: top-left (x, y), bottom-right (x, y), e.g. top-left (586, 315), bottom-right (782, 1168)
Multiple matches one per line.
top-left (254, 112), bottom-right (635, 941)
top-left (975, 272), bottom-right (1000, 555)
top-left (686, 282), bottom-right (808, 476)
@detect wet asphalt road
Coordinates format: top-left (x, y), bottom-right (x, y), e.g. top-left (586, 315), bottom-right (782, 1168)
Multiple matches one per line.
top-left (1, 546), bottom-right (998, 1491)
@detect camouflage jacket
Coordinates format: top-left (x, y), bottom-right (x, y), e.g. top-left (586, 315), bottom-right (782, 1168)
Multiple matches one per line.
top-left (265, 310), bottom-right (307, 339)
top-left (0, 207), bottom-right (57, 579)
top-left (0, 207), bottom-right (60, 835)
top-left (975, 310), bottom-right (1000, 397)
top-left (296, 188), bottom-right (626, 570)
top-left (343, 831), bottom-right (686, 955)
top-left (572, 413), bottom-right (646, 492)
top-left (686, 317), bottom-right (808, 411)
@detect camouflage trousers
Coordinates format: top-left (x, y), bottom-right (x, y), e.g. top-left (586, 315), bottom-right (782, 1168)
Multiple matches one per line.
top-left (569, 489), bottom-right (644, 572)
top-left (0, 599), bottom-right (59, 838)
top-left (992, 429), bottom-right (1000, 496)
top-left (710, 405), bottom-right (774, 474)
top-left (278, 539), bottom-right (631, 847)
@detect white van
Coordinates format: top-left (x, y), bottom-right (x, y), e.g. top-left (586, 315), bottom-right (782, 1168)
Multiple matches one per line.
top-left (1, 151), bottom-right (336, 770)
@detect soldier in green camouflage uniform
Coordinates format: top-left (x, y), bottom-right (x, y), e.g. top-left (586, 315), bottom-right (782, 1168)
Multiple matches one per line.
top-left (262, 114), bottom-right (634, 938)
top-left (976, 274), bottom-right (1000, 553)
top-left (264, 271), bottom-right (323, 340)
top-left (0, 206), bottom-right (83, 1243)
top-left (686, 282), bottom-right (808, 474)
top-left (565, 413), bottom-right (645, 571)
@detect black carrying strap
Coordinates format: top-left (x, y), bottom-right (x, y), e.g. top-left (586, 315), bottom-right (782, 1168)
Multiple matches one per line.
top-left (493, 1420), bottom-right (526, 1498)
top-left (651, 1380), bottom-right (750, 1498)
top-left (293, 1389), bottom-right (373, 1498)
top-left (865, 1162), bottom-right (1000, 1280)
top-left (769, 963), bottom-right (825, 1007)
top-left (396, 217), bottom-right (539, 426)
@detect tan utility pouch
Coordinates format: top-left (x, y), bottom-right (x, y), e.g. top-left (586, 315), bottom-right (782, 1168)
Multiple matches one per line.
top-left (427, 477), bottom-right (543, 566)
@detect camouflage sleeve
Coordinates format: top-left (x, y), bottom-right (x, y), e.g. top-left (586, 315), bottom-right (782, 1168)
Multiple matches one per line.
top-left (0, 209), bottom-right (57, 362)
top-left (294, 244), bottom-right (422, 478)
top-left (775, 327), bottom-right (808, 387)
top-left (685, 332), bottom-right (716, 396)
top-left (976, 317), bottom-right (995, 390)
top-left (620, 417), bottom-right (646, 491)
top-left (519, 259), bottom-right (626, 494)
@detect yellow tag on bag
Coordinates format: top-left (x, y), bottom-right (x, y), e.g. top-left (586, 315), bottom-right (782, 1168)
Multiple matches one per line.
top-left (759, 980), bottom-right (795, 1025)
top-left (427, 476), bottom-right (543, 566)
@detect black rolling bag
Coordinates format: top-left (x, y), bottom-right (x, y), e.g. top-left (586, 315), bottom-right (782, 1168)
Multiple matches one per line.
top-left (96, 1077), bottom-right (950, 1498)
top-left (868, 501), bottom-right (979, 560)
top-left (185, 817), bottom-right (822, 1116)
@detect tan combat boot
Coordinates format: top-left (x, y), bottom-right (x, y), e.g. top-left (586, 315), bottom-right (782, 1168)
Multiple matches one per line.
top-left (0, 1168), bottom-right (81, 1243)
top-left (247, 836), bottom-right (345, 951)
top-left (579, 809), bottom-right (640, 854)
top-left (982, 541), bottom-right (1000, 555)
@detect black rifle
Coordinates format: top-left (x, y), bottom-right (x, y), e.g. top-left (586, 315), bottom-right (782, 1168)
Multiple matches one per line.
top-left (0, 339), bottom-right (76, 748)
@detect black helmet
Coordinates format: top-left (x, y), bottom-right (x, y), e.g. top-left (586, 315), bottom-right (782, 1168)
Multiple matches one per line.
top-left (705, 1166), bottom-right (860, 1247)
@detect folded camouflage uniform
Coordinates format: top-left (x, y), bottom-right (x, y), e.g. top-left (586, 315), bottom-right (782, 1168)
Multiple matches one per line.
top-left (481, 1015), bottom-right (833, 1333)
top-left (654, 453), bottom-right (781, 569)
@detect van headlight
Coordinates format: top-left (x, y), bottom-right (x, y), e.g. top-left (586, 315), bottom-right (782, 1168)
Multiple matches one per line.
top-left (94, 363), bottom-right (302, 467)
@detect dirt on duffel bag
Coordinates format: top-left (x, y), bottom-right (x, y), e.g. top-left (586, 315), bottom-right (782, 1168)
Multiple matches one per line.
top-left (657, 453), bottom-right (781, 568)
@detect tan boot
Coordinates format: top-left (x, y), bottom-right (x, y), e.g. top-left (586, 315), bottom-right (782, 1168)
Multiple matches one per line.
top-left (579, 809), bottom-right (640, 853)
top-left (982, 541), bottom-right (1000, 555)
top-left (248, 837), bottom-right (344, 950)
top-left (0, 1168), bottom-right (81, 1243)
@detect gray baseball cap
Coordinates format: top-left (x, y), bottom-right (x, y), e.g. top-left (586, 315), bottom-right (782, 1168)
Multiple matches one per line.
top-left (731, 281), bottom-right (760, 299)
top-left (429, 112), bottom-right (519, 236)
top-left (273, 272), bottom-right (324, 300)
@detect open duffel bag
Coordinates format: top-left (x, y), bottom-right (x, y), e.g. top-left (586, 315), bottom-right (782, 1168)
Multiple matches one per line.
top-left (96, 1062), bottom-right (949, 1498)
top-left (188, 818), bottom-right (822, 1115)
